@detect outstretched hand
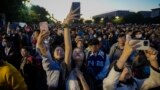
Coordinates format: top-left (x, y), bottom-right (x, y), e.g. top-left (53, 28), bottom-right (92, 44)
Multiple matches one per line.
top-left (63, 7), bottom-right (80, 25)
top-left (122, 40), bottom-right (140, 57)
top-left (36, 30), bottom-right (50, 48)
top-left (144, 47), bottom-right (158, 61)
top-left (117, 40), bottom-right (140, 69)
top-left (36, 30), bottom-right (50, 56)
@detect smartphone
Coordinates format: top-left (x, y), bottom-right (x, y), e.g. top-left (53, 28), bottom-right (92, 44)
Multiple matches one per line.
top-left (39, 22), bottom-right (49, 45)
top-left (129, 40), bottom-right (150, 50)
top-left (71, 2), bottom-right (81, 19)
top-left (39, 22), bottom-right (49, 31)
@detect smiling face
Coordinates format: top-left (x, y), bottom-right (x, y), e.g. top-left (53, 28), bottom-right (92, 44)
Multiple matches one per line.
top-left (53, 46), bottom-right (64, 60)
top-left (72, 48), bottom-right (85, 67)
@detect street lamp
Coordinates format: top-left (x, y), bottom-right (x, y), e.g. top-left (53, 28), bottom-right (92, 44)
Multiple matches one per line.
top-left (114, 16), bottom-right (119, 24)
top-left (100, 17), bottom-right (104, 24)
top-left (101, 18), bottom-right (104, 21)
top-left (115, 16), bottom-right (119, 19)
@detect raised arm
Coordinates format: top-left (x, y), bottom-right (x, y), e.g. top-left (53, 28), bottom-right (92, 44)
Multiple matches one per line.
top-left (36, 24), bottom-right (60, 88)
top-left (63, 7), bottom-right (80, 71)
top-left (144, 47), bottom-right (159, 69)
top-left (63, 23), bottom-right (72, 71)
top-left (139, 47), bottom-right (160, 90)
top-left (103, 40), bottom-right (140, 90)
top-left (36, 30), bottom-right (50, 57)
top-left (116, 40), bottom-right (139, 69)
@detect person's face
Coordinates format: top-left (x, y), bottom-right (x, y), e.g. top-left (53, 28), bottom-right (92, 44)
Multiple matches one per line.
top-left (2, 39), bottom-right (9, 47)
top-left (151, 34), bottom-right (155, 38)
top-left (135, 32), bottom-right (142, 39)
top-left (77, 41), bottom-right (84, 49)
top-left (71, 30), bottom-right (76, 35)
top-left (18, 32), bottom-right (22, 36)
top-left (90, 45), bottom-right (99, 53)
top-left (72, 48), bottom-right (84, 67)
top-left (118, 36), bottom-right (126, 46)
top-left (83, 35), bottom-right (88, 40)
top-left (53, 47), bottom-right (64, 60)
top-left (21, 48), bottom-right (28, 57)
top-left (103, 35), bottom-right (107, 39)
top-left (57, 29), bottom-right (63, 35)
top-left (128, 32), bottom-right (132, 35)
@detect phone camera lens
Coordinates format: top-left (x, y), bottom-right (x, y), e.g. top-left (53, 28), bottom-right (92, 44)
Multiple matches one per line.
top-left (143, 41), bottom-right (148, 46)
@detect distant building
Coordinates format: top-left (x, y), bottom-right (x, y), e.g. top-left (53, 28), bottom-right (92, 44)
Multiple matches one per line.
top-left (71, 2), bottom-right (80, 19)
top-left (93, 7), bottom-right (160, 20)
top-left (151, 8), bottom-right (160, 18)
top-left (93, 10), bottom-right (132, 19)
top-left (138, 11), bottom-right (151, 18)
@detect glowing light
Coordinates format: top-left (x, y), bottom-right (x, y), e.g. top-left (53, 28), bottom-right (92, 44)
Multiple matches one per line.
top-left (115, 16), bottom-right (119, 19)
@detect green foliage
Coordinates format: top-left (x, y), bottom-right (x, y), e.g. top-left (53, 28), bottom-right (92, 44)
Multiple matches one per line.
top-left (84, 20), bottom-right (93, 24)
top-left (93, 17), bottom-right (101, 24)
top-left (79, 18), bottom-right (84, 24)
top-left (103, 17), bottom-right (109, 25)
top-left (0, 0), bottom-right (52, 23)
top-left (0, 0), bottom-right (28, 21)
top-left (29, 5), bottom-right (50, 23)
top-left (112, 17), bottom-right (124, 24)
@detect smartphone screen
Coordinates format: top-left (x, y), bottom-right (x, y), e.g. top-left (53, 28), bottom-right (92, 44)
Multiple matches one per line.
top-left (71, 2), bottom-right (81, 19)
top-left (39, 22), bottom-right (49, 31)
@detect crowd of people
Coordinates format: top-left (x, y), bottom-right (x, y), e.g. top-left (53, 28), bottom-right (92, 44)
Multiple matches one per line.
top-left (0, 8), bottom-right (160, 90)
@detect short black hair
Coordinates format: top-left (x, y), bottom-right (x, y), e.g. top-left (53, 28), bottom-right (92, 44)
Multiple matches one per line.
top-left (134, 30), bottom-right (141, 35)
top-left (126, 30), bottom-right (132, 33)
top-left (118, 33), bottom-right (126, 38)
top-left (0, 51), bottom-right (2, 60)
top-left (3, 36), bottom-right (11, 42)
top-left (0, 50), bottom-right (5, 61)
top-left (88, 38), bottom-right (100, 45)
top-left (21, 46), bottom-right (30, 52)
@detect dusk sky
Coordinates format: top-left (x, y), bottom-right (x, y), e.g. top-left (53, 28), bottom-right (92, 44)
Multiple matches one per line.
top-left (30, 0), bottom-right (160, 21)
